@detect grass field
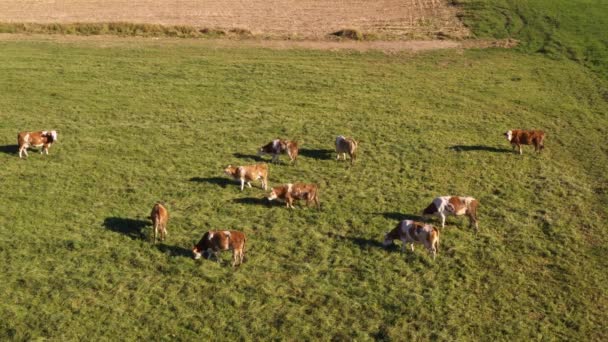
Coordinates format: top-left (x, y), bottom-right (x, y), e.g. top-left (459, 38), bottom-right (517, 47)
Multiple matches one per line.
top-left (1, 37), bottom-right (607, 340)
top-left (457, 0), bottom-right (608, 78)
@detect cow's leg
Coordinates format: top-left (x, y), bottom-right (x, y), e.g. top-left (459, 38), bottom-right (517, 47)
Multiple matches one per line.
top-left (240, 179), bottom-right (245, 191)
top-left (43, 144), bottom-right (50, 155)
top-left (153, 223), bottom-right (157, 243)
top-left (410, 243), bottom-right (415, 252)
top-left (18, 146), bottom-right (25, 158)
top-left (440, 213), bottom-right (446, 228)
top-left (247, 182), bottom-right (252, 188)
top-left (518, 145), bottom-right (522, 155)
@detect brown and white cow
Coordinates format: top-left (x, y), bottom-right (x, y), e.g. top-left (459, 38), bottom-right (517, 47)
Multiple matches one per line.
top-left (335, 135), bottom-right (358, 164)
top-left (504, 129), bottom-right (545, 155)
top-left (258, 139), bottom-right (299, 164)
top-left (267, 183), bottom-right (320, 209)
top-left (383, 220), bottom-right (439, 260)
top-left (17, 130), bottom-right (58, 158)
top-left (192, 230), bottom-right (246, 267)
top-left (224, 163), bottom-right (269, 191)
top-left (150, 203), bottom-right (168, 243)
top-left (422, 196), bottom-right (479, 230)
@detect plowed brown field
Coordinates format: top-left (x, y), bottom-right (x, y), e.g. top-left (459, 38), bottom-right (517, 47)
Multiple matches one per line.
top-left (0, 0), bottom-right (469, 39)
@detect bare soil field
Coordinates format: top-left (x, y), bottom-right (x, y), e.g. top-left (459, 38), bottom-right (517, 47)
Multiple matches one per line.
top-left (0, 0), bottom-right (469, 39)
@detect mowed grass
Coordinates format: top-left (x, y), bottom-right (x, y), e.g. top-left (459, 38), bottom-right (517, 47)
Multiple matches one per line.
top-left (0, 40), bottom-right (607, 340)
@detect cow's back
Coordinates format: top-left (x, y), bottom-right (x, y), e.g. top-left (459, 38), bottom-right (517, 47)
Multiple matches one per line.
top-left (151, 203), bottom-right (168, 224)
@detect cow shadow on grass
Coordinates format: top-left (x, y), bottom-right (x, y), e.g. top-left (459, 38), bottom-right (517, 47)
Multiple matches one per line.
top-left (103, 217), bottom-right (149, 240)
top-left (327, 232), bottom-right (395, 251)
top-left (449, 145), bottom-right (511, 153)
top-left (189, 177), bottom-right (231, 188)
top-left (233, 153), bottom-right (265, 162)
top-left (155, 243), bottom-right (192, 258)
top-left (299, 148), bottom-right (334, 160)
top-left (0, 144), bottom-right (18, 155)
top-left (232, 197), bottom-right (277, 207)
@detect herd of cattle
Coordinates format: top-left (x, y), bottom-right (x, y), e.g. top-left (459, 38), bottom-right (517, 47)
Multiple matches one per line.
top-left (16, 129), bottom-right (546, 265)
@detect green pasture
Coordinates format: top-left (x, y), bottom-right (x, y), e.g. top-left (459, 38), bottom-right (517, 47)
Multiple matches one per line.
top-left (0, 39), bottom-right (607, 340)
top-left (458, 0), bottom-right (608, 78)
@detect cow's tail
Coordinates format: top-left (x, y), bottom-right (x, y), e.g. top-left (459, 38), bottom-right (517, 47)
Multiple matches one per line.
top-left (431, 227), bottom-right (440, 259)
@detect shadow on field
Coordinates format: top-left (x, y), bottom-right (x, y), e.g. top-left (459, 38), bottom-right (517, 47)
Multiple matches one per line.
top-left (449, 145), bottom-right (511, 153)
top-left (376, 212), bottom-right (423, 222)
top-left (189, 176), bottom-right (231, 188)
top-left (0, 144), bottom-right (18, 155)
top-left (156, 244), bottom-right (192, 258)
top-left (232, 197), bottom-right (275, 207)
top-left (233, 153), bottom-right (265, 162)
top-left (299, 148), bottom-right (334, 160)
top-left (327, 232), bottom-right (394, 251)
top-left (103, 217), bottom-right (149, 240)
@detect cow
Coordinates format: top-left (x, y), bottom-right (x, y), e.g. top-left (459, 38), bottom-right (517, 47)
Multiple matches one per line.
top-left (258, 139), bottom-right (299, 164)
top-left (267, 183), bottom-right (320, 209)
top-left (17, 130), bottom-right (58, 159)
top-left (383, 220), bottom-right (439, 260)
top-left (422, 196), bottom-right (479, 230)
top-left (150, 203), bottom-right (168, 243)
top-left (335, 135), bottom-right (358, 164)
top-left (504, 129), bottom-right (545, 155)
top-left (224, 163), bottom-right (269, 191)
top-left (192, 230), bottom-right (246, 267)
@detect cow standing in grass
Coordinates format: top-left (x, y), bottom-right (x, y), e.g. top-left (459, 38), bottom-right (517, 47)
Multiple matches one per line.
top-left (258, 139), bottom-right (299, 164)
top-left (192, 230), bottom-right (246, 267)
top-left (267, 183), bottom-right (320, 209)
top-left (422, 196), bottom-right (479, 230)
top-left (17, 130), bottom-right (58, 158)
top-left (224, 163), bottom-right (269, 191)
top-left (335, 135), bottom-right (358, 164)
top-left (150, 203), bottom-right (168, 243)
top-left (504, 129), bottom-right (545, 155)
top-left (383, 220), bottom-right (439, 260)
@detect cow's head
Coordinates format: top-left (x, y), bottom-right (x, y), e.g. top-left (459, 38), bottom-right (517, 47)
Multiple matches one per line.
top-left (44, 130), bottom-right (58, 142)
top-left (382, 232), bottom-right (393, 247)
top-left (224, 165), bottom-right (237, 176)
top-left (192, 245), bottom-right (203, 260)
top-left (504, 130), bottom-right (512, 142)
top-left (267, 188), bottom-right (278, 201)
top-left (258, 141), bottom-right (273, 156)
top-left (422, 202), bottom-right (438, 216)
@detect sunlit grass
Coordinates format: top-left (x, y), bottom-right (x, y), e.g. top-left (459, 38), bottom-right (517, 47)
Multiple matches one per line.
top-left (0, 40), bottom-right (606, 340)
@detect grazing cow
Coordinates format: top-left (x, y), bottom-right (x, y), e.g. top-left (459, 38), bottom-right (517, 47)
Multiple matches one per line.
top-left (258, 139), bottom-right (299, 164)
top-left (17, 130), bottom-right (58, 159)
top-left (504, 129), bottom-right (545, 155)
top-left (192, 230), bottom-right (246, 267)
top-left (267, 183), bottom-right (320, 209)
top-left (150, 203), bottom-right (168, 243)
top-left (224, 163), bottom-right (269, 191)
top-left (422, 196), bottom-right (479, 230)
top-left (383, 220), bottom-right (439, 260)
top-left (335, 135), bottom-right (358, 164)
